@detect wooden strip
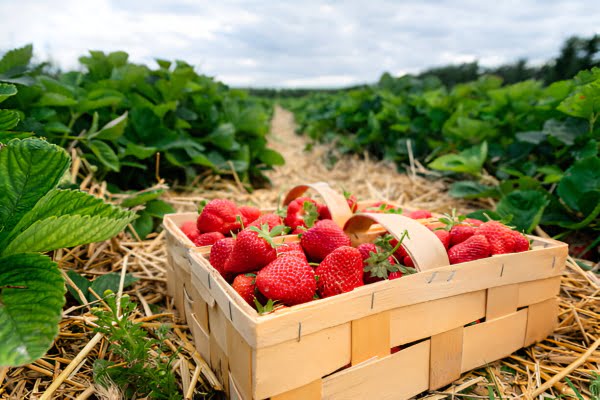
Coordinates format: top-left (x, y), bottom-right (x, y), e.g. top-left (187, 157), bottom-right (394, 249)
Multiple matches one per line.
top-left (517, 276), bottom-right (561, 308)
top-left (253, 323), bottom-right (351, 399)
top-left (524, 298), bottom-right (558, 347)
top-left (351, 311), bottom-right (390, 365)
top-left (429, 327), bottom-right (463, 390)
top-left (229, 372), bottom-right (244, 400)
top-left (209, 334), bottom-right (230, 395)
top-left (208, 303), bottom-right (229, 355)
top-left (255, 245), bottom-right (564, 349)
top-left (486, 284), bottom-right (518, 321)
top-left (344, 213), bottom-right (450, 271)
top-left (227, 324), bottom-right (253, 400)
top-left (163, 212), bottom-right (198, 248)
top-left (189, 313), bottom-right (211, 364)
top-left (462, 309), bottom-right (528, 372)
top-left (271, 380), bottom-right (322, 400)
top-left (322, 340), bottom-right (430, 400)
top-left (187, 282), bottom-right (209, 332)
top-left (390, 290), bottom-right (485, 346)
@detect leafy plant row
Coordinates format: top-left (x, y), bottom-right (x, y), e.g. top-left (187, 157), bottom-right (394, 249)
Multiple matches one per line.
top-left (0, 45), bottom-right (283, 191)
top-left (284, 70), bottom-right (599, 258)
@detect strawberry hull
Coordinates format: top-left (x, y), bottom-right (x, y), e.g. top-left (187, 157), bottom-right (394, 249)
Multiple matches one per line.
top-left (177, 212), bottom-right (567, 400)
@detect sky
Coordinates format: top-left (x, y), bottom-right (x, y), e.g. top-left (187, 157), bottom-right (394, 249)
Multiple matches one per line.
top-left (1, 0), bottom-right (598, 88)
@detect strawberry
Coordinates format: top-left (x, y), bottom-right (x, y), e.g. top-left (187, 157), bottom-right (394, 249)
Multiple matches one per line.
top-left (315, 246), bottom-right (363, 298)
top-left (256, 255), bottom-right (316, 306)
top-left (449, 224), bottom-right (476, 246)
top-left (180, 221), bottom-right (200, 243)
top-left (358, 239), bottom-right (404, 284)
top-left (357, 243), bottom-right (378, 261)
top-left (363, 201), bottom-right (396, 213)
top-left (433, 229), bottom-right (451, 249)
top-left (239, 206), bottom-right (261, 225)
top-left (317, 203), bottom-right (332, 220)
top-left (465, 218), bottom-right (484, 227)
top-left (194, 232), bottom-right (225, 247)
top-left (389, 237), bottom-right (409, 260)
top-left (407, 210), bottom-right (432, 219)
top-left (209, 237), bottom-right (236, 278)
top-left (448, 234), bottom-right (491, 264)
top-left (284, 197), bottom-right (321, 230)
top-left (512, 231), bottom-right (530, 252)
top-left (224, 224), bottom-right (289, 275)
top-left (403, 255), bottom-right (415, 268)
top-left (249, 213), bottom-right (283, 230)
top-left (300, 219), bottom-right (351, 262)
top-left (388, 271), bottom-right (403, 280)
top-left (478, 221), bottom-right (516, 255)
top-left (343, 191), bottom-right (358, 213)
top-left (277, 242), bottom-right (307, 260)
top-left (197, 199), bottom-right (242, 235)
top-left (232, 273), bottom-right (258, 306)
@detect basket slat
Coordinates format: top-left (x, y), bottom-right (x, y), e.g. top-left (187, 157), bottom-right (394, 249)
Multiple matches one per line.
top-left (429, 326), bottom-right (463, 390)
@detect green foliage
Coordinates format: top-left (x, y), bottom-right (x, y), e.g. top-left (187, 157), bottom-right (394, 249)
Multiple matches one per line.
top-left (284, 67), bottom-right (600, 241)
top-left (0, 138), bottom-right (135, 366)
top-left (1, 45), bottom-right (280, 190)
top-left (66, 271), bottom-right (138, 304)
top-left (92, 292), bottom-right (182, 399)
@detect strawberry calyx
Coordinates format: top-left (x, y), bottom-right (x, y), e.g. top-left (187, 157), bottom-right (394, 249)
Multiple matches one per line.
top-left (365, 230), bottom-right (411, 279)
top-left (254, 298), bottom-right (276, 314)
top-left (438, 209), bottom-right (467, 231)
top-left (302, 201), bottom-right (320, 228)
top-left (248, 223), bottom-right (290, 249)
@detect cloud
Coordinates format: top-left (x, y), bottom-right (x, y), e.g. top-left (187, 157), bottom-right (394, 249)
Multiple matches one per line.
top-left (0, 0), bottom-right (598, 87)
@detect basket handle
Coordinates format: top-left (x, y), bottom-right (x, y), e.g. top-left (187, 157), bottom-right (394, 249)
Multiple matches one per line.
top-left (282, 182), bottom-right (354, 228)
top-left (344, 213), bottom-right (450, 272)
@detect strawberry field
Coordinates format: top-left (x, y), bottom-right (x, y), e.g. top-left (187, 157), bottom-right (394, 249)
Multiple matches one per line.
top-left (0, 42), bottom-right (599, 400)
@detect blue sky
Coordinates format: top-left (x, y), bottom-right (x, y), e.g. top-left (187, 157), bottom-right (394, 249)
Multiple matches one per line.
top-left (1, 0), bottom-right (598, 87)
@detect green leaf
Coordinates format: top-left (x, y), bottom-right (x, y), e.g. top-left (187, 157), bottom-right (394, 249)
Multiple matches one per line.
top-left (4, 189), bottom-right (135, 248)
top-left (0, 83), bottom-right (17, 104)
top-left (542, 118), bottom-right (587, 146)
top-left (36, 92), bottom-right (78, 107)
top-left (0, 44), bottom-right (33, 75)
top-left (88, 140), bottom-right (120, 172)
top-left (131, 211), bottom-right (153, 239)
top-left (558, 80), bottom-right (600, 121)
top-left (90, 273), bottom-right (138, 301)
top-left (120, 189), bottom-right (165, 208)
top-left (0, 139), bottom-right (70, 247)
top-left (0, 253), bottom-right (64, 367)
top-left (66, 270), bottom-right (91, 304)
top-left (258, 148), bottom-right (285, 166)
top-left (557, 156), bottom-right (600, 213)
top-left (449, 181), bottom-right (499, 199)
top-left (205, 123), bottom-right (239, 151)
top-left (515, 131), bottom-right (546, 144)
top-left (44, 121), bottom-right (70, 134)
top-left (123, 142), bottom-right (157, 160)
top-left (88, 112), bottom-right (128, 141)
top-left (144, 200), bottom-right (175, 218)
top-left (496, 190), bottom-right (549, 233)
top-left (2, 212), bottom-right (136, 255)
top-left (0, 110), bottom-right (20, 130)
top-left (428, 142), bottom-right (487, 175)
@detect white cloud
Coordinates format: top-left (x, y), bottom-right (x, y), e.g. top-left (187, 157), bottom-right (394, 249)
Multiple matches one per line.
top-left (0, 0), bottom-right (598, 87)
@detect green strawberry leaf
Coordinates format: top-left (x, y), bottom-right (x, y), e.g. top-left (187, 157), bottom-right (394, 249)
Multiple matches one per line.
top-left (496, 190), bottom-right (549, 233)
top-left (0, 138), bottom-right (70, 248)
top-left (0, 83), bottom-right (17, 104)
top-left (0, 253), bottom-right (65, 367)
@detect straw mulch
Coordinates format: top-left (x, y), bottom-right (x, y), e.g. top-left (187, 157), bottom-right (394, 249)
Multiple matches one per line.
top-left (0, 107), bottom-right (598, 399)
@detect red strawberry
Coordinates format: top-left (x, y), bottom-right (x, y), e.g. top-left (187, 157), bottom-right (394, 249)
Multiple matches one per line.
top-left (197, 199), bottom-right (242, 235)
top-left (478, 221), bottom-right (516, 255)
top-left (407, 210), bottom-right (432, 219)
top-left (224, 225), bottom-right (288, 275)
top-left (512, 231), bottom-right (530, 252)
top-left (249, 213), bottom-right (283, 230)
top-left (389, 237), bottom-right (409, 260)
top-left (277, 242), bottom-right (307, 261)
top-left (256, 255), bottom-right (316, 305)
top-left (448, 234), bottom-right (491, 264)
top-left (300, 219), bottom-right (351, 262)
top-left (317, 203), bottom-right (332, 220)
top-left (357, 243), bottom-right (377, 261)
top-left (364, 201), bottom-right (395, 212)
top-left (433, 230), bottom-right (450, 249)
top-left (358, 243), bottom-right (398, 284)
top-left (315, 246), bottom-right (363, 298)
top-left (284, 197), bottom-right (321, 230)
top-left (194, 232), bottom-right (225, 247)
top-left (232, 273), bottom-right (258, 306)
top-left (403, 255), bottom-right (415, 268)
top-left (388, 271), bottom-right (403, 280)
top-left (209, 237), bottom-right (236, 278)
top-left (239, 206), bottom-right (261, 225)
top-left (180, 221), bottom-right (200, 243)
top-left (344, 193), bottom-right (358, 213)
top-left (465, 218), bottom-right (483, 227)
top-left (449, 225), bottom-right (476, 246)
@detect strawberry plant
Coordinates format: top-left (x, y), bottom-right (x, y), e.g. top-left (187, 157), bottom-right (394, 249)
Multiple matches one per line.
top-left (0, 138), bottom-right (135, 367)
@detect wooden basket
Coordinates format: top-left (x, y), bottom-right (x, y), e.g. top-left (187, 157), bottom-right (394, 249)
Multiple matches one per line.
top-left (163, 182), bottom-right (354, 321)
top-left (178, 213), bottom-right (567, 399)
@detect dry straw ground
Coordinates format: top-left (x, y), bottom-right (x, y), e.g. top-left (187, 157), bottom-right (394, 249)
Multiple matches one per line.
top-left (0, 107), bottom-right (598, 399)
